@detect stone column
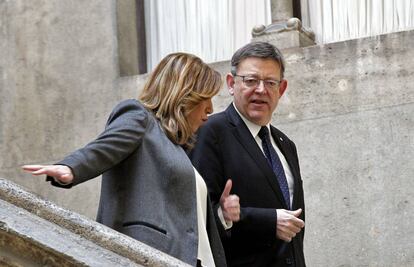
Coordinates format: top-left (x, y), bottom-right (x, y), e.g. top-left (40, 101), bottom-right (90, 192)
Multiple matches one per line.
top-left (116, 0), bottom-right (147, 76)
top-left (271, 0), bottom-right (293, 23)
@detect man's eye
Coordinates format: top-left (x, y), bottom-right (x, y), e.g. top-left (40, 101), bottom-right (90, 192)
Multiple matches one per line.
top-left (244, 78), bottom-right (257, 84)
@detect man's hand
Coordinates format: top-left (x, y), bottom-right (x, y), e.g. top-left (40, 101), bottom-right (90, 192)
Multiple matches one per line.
top-left (220, 179), bottom-right (240, 222)
top-left (276, 208), bottom-right (304, 242)
top-left (22, 164), bottom-right (74, 184)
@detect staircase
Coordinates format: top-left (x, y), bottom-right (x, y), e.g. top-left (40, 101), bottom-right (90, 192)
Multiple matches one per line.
top-left (0, 178), bottom-right (190, 267)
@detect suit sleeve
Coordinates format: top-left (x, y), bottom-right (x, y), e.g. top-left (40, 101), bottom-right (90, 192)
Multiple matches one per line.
top-left (48, 100), bottom-right (148, 187)
top-left (190, 124), bottom-right (229, 238)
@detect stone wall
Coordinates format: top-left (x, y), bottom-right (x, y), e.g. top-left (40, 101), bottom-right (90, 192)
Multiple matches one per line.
top-left (0, 0), bottom-right (146, 218)
top-left (277, 31), bottom-right (414, 267)
top-left (1, 1), bottom-right (413, 266)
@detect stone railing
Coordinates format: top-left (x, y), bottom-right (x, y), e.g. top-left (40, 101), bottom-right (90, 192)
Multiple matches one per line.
top-left (0, 178), bottom-right (191, 267)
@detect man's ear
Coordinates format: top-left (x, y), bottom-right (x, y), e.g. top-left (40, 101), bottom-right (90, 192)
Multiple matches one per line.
top-left (278, 79), bottom-right (288, 97)
top-left (226, 73), bottom-right (235, 95)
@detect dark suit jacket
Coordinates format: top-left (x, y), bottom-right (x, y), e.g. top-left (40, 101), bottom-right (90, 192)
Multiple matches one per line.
top-left (190, 104), bottom-right (305, 267)
top-left (48, 99), bottom-right (226, 266)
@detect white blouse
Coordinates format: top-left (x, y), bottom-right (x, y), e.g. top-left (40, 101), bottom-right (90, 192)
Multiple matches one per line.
top-left (194, 167), bottom-right (216, 267)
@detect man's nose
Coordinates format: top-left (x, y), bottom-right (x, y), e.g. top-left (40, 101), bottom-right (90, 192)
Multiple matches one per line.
top-left (254, 80), bottom-right (266, 93)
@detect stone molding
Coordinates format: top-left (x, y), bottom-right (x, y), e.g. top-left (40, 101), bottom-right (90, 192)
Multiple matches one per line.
top-left (0, 178), bottom-right (190, 267)
top-left (251, 18), bottom-right (316, 49)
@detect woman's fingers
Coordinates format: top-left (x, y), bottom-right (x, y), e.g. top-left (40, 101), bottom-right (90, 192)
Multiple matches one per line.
top-left (22, 165), bottom-right (44, 172)
top-left (22, 164), bottom-right (74, 184)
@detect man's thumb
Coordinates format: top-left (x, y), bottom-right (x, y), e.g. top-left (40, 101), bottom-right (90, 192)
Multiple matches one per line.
top-left (290, 208), bottom-right (302, 217)
top-left (221, 179), bottom-right (232, 199)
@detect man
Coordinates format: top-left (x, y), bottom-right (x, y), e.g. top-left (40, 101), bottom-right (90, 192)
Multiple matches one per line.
top-left (190, 42), bottom-right (306, 267)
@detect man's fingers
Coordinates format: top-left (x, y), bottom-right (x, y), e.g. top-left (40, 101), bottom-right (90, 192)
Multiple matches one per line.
top-left (223, 195), bottom-right (240, 207)
top-left (295, 219), bottom-right (305, 228)
top-left (287, 215), bottom-right (304, 228)
top-left (223, 207), bottom-right (240, 222)
top-left (279, 219), bottom-right (303, 233)
top-left (289, 224), bottom-right (302, 234)
top-left (228, 214), bottom-right (240, 222)
top-left (276, 209), bottom-right (305, 241)
top-left (221, 179), bottom-right (232, 199)
top-left (277, 227), bottom-right (297, 242)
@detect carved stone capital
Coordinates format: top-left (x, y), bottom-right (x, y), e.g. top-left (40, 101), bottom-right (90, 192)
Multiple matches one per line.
top-left (251, 18), bottom-right (316, 49)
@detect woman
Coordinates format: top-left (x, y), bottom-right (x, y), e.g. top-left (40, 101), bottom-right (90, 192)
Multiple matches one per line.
top-left (23, 53), bottom-right (240, 267)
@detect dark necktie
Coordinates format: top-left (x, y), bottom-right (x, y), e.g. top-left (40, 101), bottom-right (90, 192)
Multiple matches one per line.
top-left (258, 126), bottom-right (291, 209)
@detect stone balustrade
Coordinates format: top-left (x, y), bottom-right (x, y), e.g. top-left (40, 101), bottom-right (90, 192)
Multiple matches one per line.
top-left (0, 178), bottom-right (191, 267)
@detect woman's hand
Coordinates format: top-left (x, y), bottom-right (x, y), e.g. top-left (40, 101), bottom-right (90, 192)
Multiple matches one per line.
top-left (22, 164), bottom-right (74, 184)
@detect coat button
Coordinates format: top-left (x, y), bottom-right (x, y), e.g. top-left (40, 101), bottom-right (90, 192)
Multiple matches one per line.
top-left (186, 228), bottom-right (194, 233)
top-left (286, 258), bottom-right (293, 265)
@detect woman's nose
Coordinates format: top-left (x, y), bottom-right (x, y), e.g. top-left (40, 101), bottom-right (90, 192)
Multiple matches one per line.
top-left (206, 99), bottom-right (213, 114)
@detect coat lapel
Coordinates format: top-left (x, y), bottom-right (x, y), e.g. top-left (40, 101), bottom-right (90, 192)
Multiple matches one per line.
top-left (225, 104), bottom-right (288, 209)
top-left (270, 126), bottom-right (301, 210)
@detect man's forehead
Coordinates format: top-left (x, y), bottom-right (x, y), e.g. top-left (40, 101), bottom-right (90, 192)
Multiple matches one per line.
top-left (237, 57), bottom-right (282, 76)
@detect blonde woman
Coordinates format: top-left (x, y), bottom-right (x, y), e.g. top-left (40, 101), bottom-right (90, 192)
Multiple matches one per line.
top-left (23, 53), bottom-right (240, 267)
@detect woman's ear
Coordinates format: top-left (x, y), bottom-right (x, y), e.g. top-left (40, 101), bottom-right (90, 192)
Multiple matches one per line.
top-left (227, 73), bottom-right (235, 95)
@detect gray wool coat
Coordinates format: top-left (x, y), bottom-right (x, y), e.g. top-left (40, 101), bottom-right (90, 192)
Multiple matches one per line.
top-left (48, 99), bottom-right (226, 266)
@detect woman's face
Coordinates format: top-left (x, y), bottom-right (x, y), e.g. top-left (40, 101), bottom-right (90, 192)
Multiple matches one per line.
top-left (187, 98), bottom-right (213, 133)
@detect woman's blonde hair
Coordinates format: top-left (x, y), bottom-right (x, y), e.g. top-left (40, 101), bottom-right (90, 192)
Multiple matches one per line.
top-left (139, 53), bottom-right (222, 148)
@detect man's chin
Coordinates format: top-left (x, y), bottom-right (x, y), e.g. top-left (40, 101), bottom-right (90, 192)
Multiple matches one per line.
top-left (247, 113), bottom-right (269, 125)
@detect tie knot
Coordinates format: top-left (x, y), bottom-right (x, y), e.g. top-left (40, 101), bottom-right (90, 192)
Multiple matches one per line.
top-left (258, 126), bottom-right (270, 140)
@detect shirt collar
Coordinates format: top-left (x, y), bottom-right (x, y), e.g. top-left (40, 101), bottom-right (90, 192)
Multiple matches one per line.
top-left (232, 103), bottom-right (270, 138)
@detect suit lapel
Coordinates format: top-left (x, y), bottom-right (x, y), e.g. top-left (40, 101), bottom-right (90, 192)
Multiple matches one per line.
top-left (225, 105), bottom-right (288, 208)
top-left (270, 126), bottom-right (301, 209)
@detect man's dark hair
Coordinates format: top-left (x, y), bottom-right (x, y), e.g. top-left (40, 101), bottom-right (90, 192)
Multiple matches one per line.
top-left (231, 42), bottom-right (285, 78)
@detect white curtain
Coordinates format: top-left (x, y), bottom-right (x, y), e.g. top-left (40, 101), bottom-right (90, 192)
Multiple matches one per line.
top-left (144, 0), bottom-right (271, 70)
top-left (301, 0), bottom-right (414, 44)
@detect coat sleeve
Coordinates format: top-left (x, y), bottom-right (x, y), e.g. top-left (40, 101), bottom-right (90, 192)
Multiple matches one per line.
top-left (47, 99), bottom-right (149, 187)
top-left (190, 123), bottom-right (229, 239)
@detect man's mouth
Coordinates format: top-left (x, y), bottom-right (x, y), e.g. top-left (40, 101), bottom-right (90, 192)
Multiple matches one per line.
top-left (251, 99), bottom-right (267, 105)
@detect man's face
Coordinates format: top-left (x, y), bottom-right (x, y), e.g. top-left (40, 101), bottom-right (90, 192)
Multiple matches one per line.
top-left (227, 57), bottom-right (287, 126)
